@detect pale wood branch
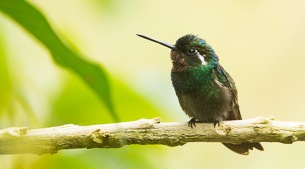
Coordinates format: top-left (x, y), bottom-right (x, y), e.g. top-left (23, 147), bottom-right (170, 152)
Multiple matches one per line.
top-left (1, 117), bottom-right (305, 155)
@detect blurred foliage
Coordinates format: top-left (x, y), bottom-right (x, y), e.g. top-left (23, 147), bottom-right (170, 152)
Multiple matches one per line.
top-left (0, 0), bottom-right (166, 169)
top-left (29, 146), bottom-right (163, 169)
top-left (0, 29), bottom-right (38, 127)
top-left (0, 0), bottom-right (118, 121)
top-left (0, 29), bottom-right (10, 115)
top-left (48, 75), bottom-right (166, 126)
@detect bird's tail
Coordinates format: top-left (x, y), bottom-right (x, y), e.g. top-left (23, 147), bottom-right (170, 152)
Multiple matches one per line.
top-left (222, 143), bottom-right (264, 155)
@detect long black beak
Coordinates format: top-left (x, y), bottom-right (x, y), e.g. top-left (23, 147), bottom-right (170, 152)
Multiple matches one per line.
top-left (136, 34), bottom-right (176, 50)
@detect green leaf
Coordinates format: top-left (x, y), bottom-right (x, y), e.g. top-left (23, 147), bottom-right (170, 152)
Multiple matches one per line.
top-left (0, 0), bottom-right (118, 121)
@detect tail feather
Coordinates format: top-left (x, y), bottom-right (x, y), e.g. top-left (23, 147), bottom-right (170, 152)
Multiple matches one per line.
top-left (222, 143), bottom-right (264, 155)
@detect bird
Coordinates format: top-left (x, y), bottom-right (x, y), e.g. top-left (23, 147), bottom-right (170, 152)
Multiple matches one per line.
top-left (137, 34), bottom-right (264, 155)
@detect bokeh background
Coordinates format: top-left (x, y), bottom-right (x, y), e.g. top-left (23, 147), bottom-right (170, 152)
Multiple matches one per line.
top-left (1, 0), bottom-right (305, 169)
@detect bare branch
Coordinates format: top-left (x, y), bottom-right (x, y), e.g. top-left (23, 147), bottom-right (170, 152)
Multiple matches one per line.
top-left (0, 117), bottom-right (304, 155)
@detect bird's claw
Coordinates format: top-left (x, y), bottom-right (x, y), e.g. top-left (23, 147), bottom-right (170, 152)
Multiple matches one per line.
top-left (188, 118), bottom-right (197, 128)
top-left (213, 120), bottom-right (221, 128)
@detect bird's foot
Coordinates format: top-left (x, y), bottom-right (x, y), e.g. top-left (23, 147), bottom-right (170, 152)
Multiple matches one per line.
top-left (213, 120), bottom-right (221, 128)
top-left (188, 118), bottom-right (197, 128)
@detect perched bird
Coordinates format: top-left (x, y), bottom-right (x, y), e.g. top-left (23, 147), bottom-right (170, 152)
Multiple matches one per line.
top-left (137, 34), bottom-right (264, 155)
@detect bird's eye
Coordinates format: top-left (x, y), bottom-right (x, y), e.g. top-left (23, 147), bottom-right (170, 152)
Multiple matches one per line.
top-left (187, 48), bottom-right (197, 55)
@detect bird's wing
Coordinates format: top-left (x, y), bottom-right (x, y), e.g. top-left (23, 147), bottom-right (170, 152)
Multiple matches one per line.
top-left (213, 65), bottom-right (242, 120)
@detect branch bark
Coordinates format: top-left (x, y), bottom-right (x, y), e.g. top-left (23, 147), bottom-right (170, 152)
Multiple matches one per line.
top-left (1, 117), bottom-right (305, 155)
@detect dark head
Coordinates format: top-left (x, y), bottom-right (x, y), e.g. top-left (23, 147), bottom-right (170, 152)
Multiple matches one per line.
top-left (137, 34), bottom-right (219, 70)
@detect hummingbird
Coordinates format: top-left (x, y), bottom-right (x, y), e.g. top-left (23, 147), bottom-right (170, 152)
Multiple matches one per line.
top-left (137, 34), bottom-right (264, 155)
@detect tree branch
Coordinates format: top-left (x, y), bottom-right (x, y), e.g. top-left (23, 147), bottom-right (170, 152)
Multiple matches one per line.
top-left (1, 117), bottom-right (305, 155)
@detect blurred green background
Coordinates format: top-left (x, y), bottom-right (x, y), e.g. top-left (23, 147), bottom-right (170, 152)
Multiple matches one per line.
top-left (1, 0), bottom-right (305, 169)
